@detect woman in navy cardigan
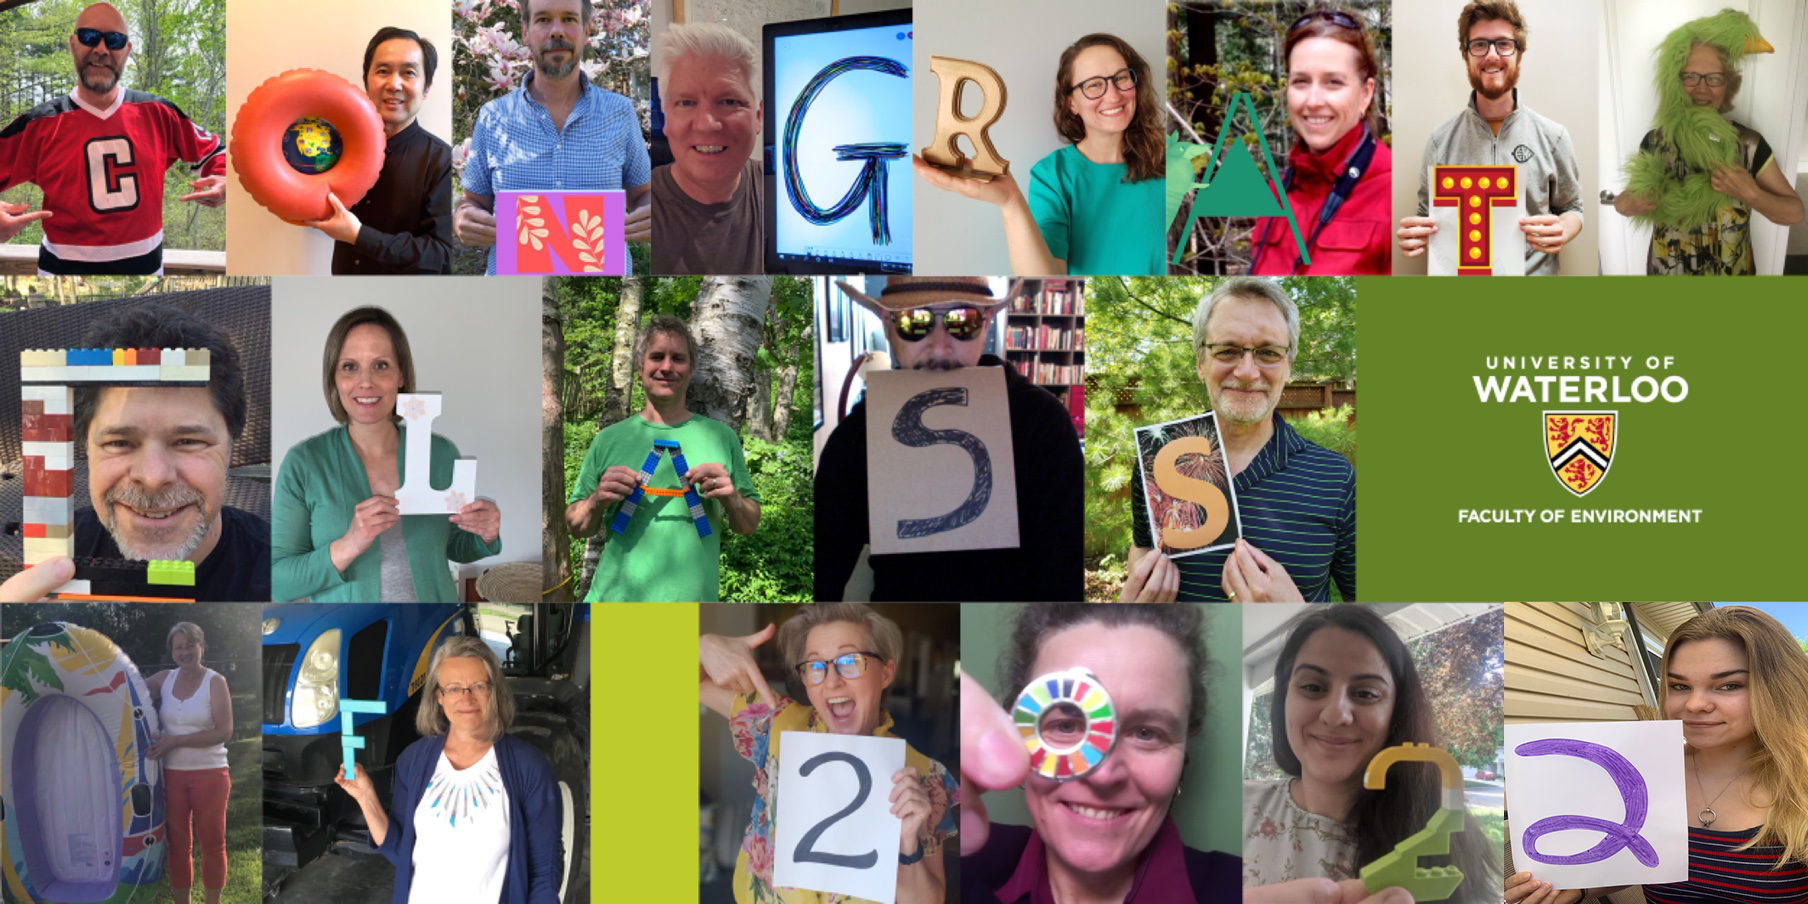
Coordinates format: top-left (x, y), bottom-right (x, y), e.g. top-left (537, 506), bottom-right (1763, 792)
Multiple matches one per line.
top-left (336, 636), bottom-right (561, 904)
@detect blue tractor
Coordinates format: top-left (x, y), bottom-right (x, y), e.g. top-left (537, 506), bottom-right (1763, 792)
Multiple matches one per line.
top-left (261, 602), bottom-right (589, 902)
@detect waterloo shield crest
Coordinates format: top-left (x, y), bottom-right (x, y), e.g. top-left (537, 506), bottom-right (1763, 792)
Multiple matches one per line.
top-left (1544, 411), bottom-right (1617, 497)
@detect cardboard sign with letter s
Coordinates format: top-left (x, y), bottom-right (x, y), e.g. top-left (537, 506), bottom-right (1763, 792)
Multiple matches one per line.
top-left (863, 367), bottom-right (1018, 555)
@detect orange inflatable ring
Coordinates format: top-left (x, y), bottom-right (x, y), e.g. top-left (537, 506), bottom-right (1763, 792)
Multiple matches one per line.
top-left (231, 69), bottom-right (384, 222)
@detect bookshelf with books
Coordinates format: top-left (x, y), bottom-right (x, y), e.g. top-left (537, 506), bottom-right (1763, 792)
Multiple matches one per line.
top-left (1005, 279), bottom-right (1086, 435)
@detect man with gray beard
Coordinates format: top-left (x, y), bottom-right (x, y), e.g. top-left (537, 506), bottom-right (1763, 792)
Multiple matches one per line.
top-left (814, 277), bottom-right (1082, 602)
top-left (59, 304), bottom-right (269, 601)
top-left (454, 0), bottom-right (652, 275)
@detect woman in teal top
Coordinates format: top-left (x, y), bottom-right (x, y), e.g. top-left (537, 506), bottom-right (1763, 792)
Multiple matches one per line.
top-left (272, 307), bottom-right (501, 602)
top-left (914, 32), bottom-right (1165, 275)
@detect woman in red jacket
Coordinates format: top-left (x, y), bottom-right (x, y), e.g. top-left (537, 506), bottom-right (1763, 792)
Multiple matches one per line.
top-left (1250, 9), bottom-right (1393, 275)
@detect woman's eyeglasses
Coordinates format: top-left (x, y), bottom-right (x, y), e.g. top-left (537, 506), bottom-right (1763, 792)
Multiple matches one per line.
top-left (890, 305), bottom-right (986, 342)
top-left (1069, 68), bottom-right (1137, 100)
top-left (795, 652), bottom-right (885, 686)
top-left (1680, 72), bottom-right (1728, 88)
top-left (75, 28), bottom-right (129, 50)
top-left (438, 682), bottom-right (492, 699)
top-left (1290, 10), bottom-right (1362, 32)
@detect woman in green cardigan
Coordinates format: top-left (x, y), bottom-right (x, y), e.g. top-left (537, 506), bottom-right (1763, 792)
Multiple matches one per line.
top-left (272, 307), bottom-right (501, 601)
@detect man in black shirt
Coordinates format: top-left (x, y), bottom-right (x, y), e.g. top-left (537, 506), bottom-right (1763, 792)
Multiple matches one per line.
top-left (302, 27), bottom-right (454, 274)
top-left (814, 277), bottom-right (1083, 602)
top-left (2, 303), bottom-right (270, 602)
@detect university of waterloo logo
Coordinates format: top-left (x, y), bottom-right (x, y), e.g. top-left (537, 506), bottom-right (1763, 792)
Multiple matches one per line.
top-left (1544, 411), bottom-right (1617, 497)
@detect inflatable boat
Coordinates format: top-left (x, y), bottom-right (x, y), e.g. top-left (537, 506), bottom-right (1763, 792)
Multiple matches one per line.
top-left (1, 621), bottom-right (165, 903)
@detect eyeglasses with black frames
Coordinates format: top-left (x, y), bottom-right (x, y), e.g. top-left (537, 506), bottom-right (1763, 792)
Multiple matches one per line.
top-left (1679, 72), bottom-right (1728, 88)
top-left (1466, 38), bottom-right (1520, 57)
top-left (1069, 68), bottom-right (1137, 100)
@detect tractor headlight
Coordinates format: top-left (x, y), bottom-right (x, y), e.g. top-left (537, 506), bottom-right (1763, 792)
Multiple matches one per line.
top-left (291, 629), bottom-right (342, 729)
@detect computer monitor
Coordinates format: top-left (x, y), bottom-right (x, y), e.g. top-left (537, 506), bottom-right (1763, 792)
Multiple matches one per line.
top-left (763, 10), bottom-right (913, 275)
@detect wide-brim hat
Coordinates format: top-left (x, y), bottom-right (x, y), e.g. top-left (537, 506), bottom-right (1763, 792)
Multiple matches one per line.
top-left (836, 276), bottom-right (1040, 316)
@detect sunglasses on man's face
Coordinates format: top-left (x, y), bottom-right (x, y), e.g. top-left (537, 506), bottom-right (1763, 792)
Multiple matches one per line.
top-left (75, 28), bottom-right (129, 50)
top-left (890, 305), bottom-right (987, 342)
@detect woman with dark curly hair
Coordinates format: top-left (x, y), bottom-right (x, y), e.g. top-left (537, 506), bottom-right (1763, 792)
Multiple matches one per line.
top-left (1245, 605), bottom-right (1496, 904)
top-left (962, 604), bottom-right (1238, 903)
top-left (914, 33), bottom-right (1165, 276)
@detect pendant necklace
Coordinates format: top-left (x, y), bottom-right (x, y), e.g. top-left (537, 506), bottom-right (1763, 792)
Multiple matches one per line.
top-left (1692, 752), bottom-right (1739, 827)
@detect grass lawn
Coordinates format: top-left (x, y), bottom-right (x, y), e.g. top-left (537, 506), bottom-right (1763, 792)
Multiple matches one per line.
top-left (141, 691), bottom-right (262, 904)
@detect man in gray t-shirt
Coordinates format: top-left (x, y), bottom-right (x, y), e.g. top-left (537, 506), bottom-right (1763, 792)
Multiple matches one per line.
top-left (1396, 0), bottom-right (1584, 275)
top-left (651, 22), bottom-right (764, 275)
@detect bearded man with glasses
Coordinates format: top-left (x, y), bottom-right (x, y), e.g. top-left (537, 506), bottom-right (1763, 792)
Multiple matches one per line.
top-left (815, 276), bottom-right (1082, 602)
top-left (1120, 277), bottom-right (1355, 603)
top-left (1395, 0), bottom-right (1584, 275)
top-left (0, 2), bottom-right (225, 275)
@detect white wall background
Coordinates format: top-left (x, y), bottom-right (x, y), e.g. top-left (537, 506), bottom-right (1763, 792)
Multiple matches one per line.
top-left (1597, 0), bottom-right (1808, 274)
top-left (1391, 0), bottom-right (1601, 276)
top-left (270, 277), bottom-right (542, 582)
top-left (225, 0), bottom-right (454, 275)
top-left (910, 0), bottom-right (1164, 275)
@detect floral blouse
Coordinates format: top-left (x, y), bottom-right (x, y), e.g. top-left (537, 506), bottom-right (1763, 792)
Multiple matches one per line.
top-left (1244, 778), bottom-right (1359, 887)
top-left (729, 692), bottom-right (958, 903)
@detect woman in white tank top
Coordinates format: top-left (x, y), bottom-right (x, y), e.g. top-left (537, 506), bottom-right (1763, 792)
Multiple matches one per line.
top-left (147, 621), bottom-right (234, 904)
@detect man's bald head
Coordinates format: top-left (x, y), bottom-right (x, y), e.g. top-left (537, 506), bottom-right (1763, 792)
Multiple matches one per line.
top-left (69, 2), bottom-right (130, 103)
top-left (75, 2), bottom-right (127, 31)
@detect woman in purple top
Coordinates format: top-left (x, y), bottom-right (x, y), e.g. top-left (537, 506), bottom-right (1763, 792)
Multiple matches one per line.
top-left (960, 604), bottom-right (1237, 903)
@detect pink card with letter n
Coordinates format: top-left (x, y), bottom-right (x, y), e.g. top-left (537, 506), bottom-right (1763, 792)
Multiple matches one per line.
top-left (497, 190), bottom-right (626, 274)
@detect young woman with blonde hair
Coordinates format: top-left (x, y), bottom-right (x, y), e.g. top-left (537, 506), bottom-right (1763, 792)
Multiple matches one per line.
top-left (1509, 605), bottom-right (1808, 904)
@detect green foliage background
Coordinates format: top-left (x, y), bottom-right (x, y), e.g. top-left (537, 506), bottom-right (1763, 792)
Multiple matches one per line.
top-left (0, 0), bottom-right (227, 254)
top-left (1169, 1), bottom-right (1392, 274)
top-left (1084, 275), bottom-right (1357, 595)
top-left (554, 276), bottom-right (815, 602)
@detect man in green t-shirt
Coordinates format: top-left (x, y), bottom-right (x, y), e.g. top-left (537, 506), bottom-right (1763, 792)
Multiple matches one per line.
top-left (565, 316), bottom-right (761, 601)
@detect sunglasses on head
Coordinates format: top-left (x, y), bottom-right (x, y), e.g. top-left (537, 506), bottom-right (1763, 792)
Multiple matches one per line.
top-left (890, 305), bottom-right (986, 342)
top-left (75, 28), bottom-right (128, 50)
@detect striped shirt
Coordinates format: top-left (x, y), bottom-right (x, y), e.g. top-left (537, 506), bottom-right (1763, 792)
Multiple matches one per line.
top-left (1131, 412), bottom-right (1355, 601)
top-left (1644, 828), bottom-right (1808, 904)
top-left (463, 70), bottom-right (651, 275)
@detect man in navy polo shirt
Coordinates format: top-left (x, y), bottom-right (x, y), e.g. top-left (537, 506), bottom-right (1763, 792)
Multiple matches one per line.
top-left (1121, 277), bottom-right (1356, 602)
top-left (454, 0), bottom-right (651, 274)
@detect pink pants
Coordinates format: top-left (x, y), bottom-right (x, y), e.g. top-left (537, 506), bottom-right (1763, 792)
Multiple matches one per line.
top-left (164, 767), bottom-right (230, 890)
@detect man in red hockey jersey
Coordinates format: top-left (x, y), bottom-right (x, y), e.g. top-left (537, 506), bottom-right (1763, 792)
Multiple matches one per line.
top-left (0, 2), bottom-right (225, 275)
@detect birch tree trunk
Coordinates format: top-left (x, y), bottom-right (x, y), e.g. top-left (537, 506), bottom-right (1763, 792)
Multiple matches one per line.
top-left (542, 287), bottom-right (572, 601)
top-left (771, 320), bottom-right (813, 439)
top-left (688, 276), bottom-right (772, 432)
top-left (744, 299), bottom-right (776, 442)
top-left (602, 276), bottom-right (642, 423)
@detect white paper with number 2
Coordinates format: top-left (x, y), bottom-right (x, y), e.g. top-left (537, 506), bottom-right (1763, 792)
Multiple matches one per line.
top-left (774, 731), bottom-right (907, 904)
top-left (1505, 721), bottom-right (1686, 888)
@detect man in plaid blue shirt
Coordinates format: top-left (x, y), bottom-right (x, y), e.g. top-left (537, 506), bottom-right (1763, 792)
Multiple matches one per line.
top-left (455, 0), bottom-right (652, 274)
